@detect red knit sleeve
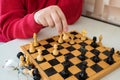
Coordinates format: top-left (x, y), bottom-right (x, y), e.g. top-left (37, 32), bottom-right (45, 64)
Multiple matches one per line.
top-left (0, 0), bottom-right (42, 42)
top-left (58, 0), bottom-right (83, 24)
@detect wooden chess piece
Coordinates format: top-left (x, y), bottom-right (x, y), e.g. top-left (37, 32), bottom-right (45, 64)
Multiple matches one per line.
top-left (29, 42), bottom-right (36, 53)
top-left (78, 46), bottom-right (87, 61)
top-left (61, 55), bottom-right (71, 78)
top-left (33, 68), bottom-right (41, 80)
top-left (79, 61), bottom-right (88, 80)
top-left (70, 34), bottom-right (75, 44)
top-left (22, 68), bottom-right (29, 74)
top-left (98, 34), bottom-right (103, 46)
top-left (25, 54), bottom-right (31, 66)
top-left (19, 55), bottom-right (25, 67)
top-left (81, 29), bottom-right (87, 41)
top-left (33, 33), bottom-right (39, 47)
top-left (37, 49), bottom-right (44, 61)
top-left (53, 44), bottom-right (59, 56)
top-left (91, 36), bottom-right (98, 48)
top-left (106, 48), bottom-right (115, 65)
top-left (63, 32), bottom-right (69, 40)
top-left (28, 69), bottom-right (34, 76)
top-left (58, 33), bottom-right (63, 43)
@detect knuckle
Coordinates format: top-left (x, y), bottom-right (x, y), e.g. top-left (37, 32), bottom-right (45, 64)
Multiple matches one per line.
top-left (49, 5), bottom-right (59, 10)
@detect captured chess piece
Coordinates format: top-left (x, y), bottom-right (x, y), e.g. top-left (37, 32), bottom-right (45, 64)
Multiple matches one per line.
top-left (91, 36), bottom-right (98, 48)
top-left (28, 69), bottom-right (34, 76)
top-left (29, 42), bottom-right (36, 53)
top-left (98, 34), bottom-right (103, 46)
top-left (22, 68), bottom-right (34, 76)
top-left (19, 55), bottom-right (26, 67)
top-left (25, 54), bottom-right (31, 66)
top-left (58, 33), bottom-right (64, 43)
top-left (63, 32), bottom-right (69, 40)
top-left (22, 68), bottom-right (29, 75)
top-left (81, 29), bottom-right (87, 41)
top-left (78, 46), bottom-right (87, 61)
top-left (17, 52), bottom-right (24, 59)
top-left (33, 33), bottom-right (39, 47)
top-left (33, 68), bottom-right (41, 80)
top-left (70, 34), bottom-right (75, 44)
top-left (53, 44), bottom-right (59, 56)
top-left (106, 48), bottom-right (115, 65)
top-left (37, 49), bottom-right (44, 61)
top-left (79, 61), bottom-right (88, 80)
top-left (60, 55), bottom-right (71, 78)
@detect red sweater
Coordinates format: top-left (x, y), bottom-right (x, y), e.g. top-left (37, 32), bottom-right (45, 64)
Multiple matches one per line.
top-left (0, 0), bottom-right (83, 42)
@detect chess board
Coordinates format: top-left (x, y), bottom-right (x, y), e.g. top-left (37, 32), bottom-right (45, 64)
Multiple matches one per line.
top-left (20, 31), bottom-right (120, 80)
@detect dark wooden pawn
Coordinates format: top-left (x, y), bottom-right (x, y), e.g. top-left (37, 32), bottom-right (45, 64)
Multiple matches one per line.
top-left (106, 48), bottom-right (115, 65)
top-left (61, 55), bottom-right (71, 78)
top-left (79, 61), bottom-right (88, 80)
top-left (33, 68), bottom-right (41, 80)
top-left (78, 46), bottom-right (87, 61)
top-left (92, 50), bottom-right (100, 63)
top-left (91, 36), bottom-right (98, 48)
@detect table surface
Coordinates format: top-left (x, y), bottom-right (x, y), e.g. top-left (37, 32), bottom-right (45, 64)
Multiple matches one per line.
top-left (0, 16), bottom-right (120, 80)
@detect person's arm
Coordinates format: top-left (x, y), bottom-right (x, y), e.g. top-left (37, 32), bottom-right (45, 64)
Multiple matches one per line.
top-left (58, 0), bottom-right (83, 24)
top-left (0, 0), bottom-right (42, 42)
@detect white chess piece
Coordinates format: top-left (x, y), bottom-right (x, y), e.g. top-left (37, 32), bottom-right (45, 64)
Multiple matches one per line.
top-left (70, 34), bottom-right (75, 44)
top-left (58, 33), bottom-right (63, 43)
top-left (33, 33), bottom-right (39, 47)
top-left (37, 49), bottom-right (44, 61)
top-left (63, 32), bottom-right (69, 40)
top-left (29, 42), bottom-right (36, 53)
top-left (98, 34), bottom-right (103, 46)
top-left (81, 29), bottom-right (87, 41)
top-left (53, 44), bottom-right (59, 56)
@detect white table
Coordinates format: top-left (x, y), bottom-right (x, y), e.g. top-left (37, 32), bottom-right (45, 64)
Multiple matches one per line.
top-left (0, 16), bottom-right (120, 80)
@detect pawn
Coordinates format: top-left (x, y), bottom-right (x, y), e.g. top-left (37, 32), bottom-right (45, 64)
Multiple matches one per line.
top-left (98, 34), bottom-right (103, 46)
top-left (37, 49), bottom-right (44, 61)
top-left (33, 68), bottom-right (41, 80)
top-left (29, 42), bottom-right (36, 53)
top-left (91, 36), bottom-right (98, 48)
top-left (22, 68), bottom-right (29, 75)
top-left (106, 48), bottom-right (115, 65)
top-left (28, 69), bottom-right (34, 76)
top-left (79, 61), bottom-right (88, 80)
top-left (33, 33), bottom-right (39, 47)
top-left (19, 55), bottom-right (26, 67)
top-left (25, 54), bottom-right (31, 66)
top-left (81, 29), bottom-right (87, 41)
top-left (61, 55), bottom-right (71, 78)
top-left (70, 34), bottom-right (75, 44)
top-left (53, 44), bottom-right (59, 56)
top-left (17, 52), bottom-right (24, 59)
top-left (63, 32), bottom-right (69, 40)
top-left (58, 33), bottom-right (63, 43)
top-left (92, 50), bottom-right (100, 63)
top-left (78, 46), bottom-right (87, 61)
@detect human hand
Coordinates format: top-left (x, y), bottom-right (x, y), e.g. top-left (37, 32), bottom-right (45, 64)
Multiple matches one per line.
top-left (34, 6), bottom-right (68, 33)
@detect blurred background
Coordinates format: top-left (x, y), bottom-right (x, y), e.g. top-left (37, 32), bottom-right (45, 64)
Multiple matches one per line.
top-left (82, 0), bottom-right (120, 26)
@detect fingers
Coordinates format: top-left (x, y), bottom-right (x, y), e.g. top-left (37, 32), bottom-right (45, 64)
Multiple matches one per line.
top-left (56, 7), bottom-right (68, 32)
top-left (51, 10), bottom-right (63, 33)
top-left (38, 16), bottom-right (48, 27)
top-left (45, 14), bottom-right (55, 28)
top-left (34, 6), bottom-right (68, 33)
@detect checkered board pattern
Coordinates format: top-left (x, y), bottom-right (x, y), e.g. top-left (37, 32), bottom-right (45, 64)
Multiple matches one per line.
top-left (20, 31), bottom-right (120, 80)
